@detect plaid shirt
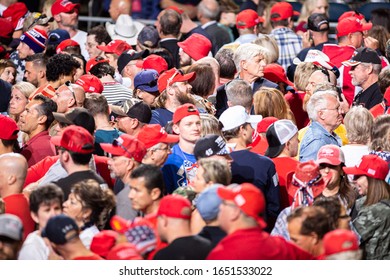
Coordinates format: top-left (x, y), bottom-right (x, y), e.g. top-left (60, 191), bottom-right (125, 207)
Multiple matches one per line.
top-left (270, 27), bottom-right (302, 71)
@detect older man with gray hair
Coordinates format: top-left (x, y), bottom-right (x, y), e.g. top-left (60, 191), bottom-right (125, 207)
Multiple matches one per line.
top-left (225, 79), bottom-right (253, 113)
top-left (343, 47), bottom-right (383, 110)
top-left (215, 43), bottom-right (278, 117)
top-left (197, 0), bottom-right (232, 56)
top-left (299, 90), bottom-right (343, 162)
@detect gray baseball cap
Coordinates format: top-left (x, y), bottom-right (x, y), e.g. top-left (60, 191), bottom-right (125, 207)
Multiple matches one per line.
top-left (0, 214), bottom-right (23, 241)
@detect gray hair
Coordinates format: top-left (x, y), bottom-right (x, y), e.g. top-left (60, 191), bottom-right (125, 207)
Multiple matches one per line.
top-left (307, 90), bottom-right (338, 121)
top-left (252, 35), bottom-right (279, 64)
top-left (343, 106), bottom-right (373, 145)
top-left (197, 0), bottom-right (220, 20)
top-left (226, 79), bottom-right (252, 111)
top-left (233, 43), bottom-right (268, 72)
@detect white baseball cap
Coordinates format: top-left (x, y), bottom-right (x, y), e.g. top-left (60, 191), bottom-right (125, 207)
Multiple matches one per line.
top-left (219, 106), bottom-right (262, 131)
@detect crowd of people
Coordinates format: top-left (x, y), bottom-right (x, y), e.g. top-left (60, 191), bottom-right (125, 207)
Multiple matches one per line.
top-left (0, 0), bottom-right (390, 260)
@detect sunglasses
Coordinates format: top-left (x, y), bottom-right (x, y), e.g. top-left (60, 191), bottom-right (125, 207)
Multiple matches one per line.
top-left (112, 139), bottom-right (134, 160)
top-left (65, 81), bottom-right (77, 101)
top-left (27, 13), bottom-right (52, 30)
top-left (135, 79), bottom-right (158, 89)
top-left (166, 69), bottom-right (183, 88)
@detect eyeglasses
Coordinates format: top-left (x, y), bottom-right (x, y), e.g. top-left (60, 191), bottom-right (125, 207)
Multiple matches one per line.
top-left (112, 139), bottom-right (134, 160)
top-left (321, 106), bottom-right (341, 113)
top-left (65, 81), bottom-right (77, 101)
top-left (151, 146), bottom-right (171, 152)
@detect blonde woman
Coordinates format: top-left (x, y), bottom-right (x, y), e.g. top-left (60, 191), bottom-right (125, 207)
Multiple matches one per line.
top-left (253, 87), bottom-right (296, 123)
top-left (8, 82), bottom-right (36, 122)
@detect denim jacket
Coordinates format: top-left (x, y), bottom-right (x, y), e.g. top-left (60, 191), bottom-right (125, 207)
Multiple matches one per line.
top-left (299, 121), bottom-right (342, 162)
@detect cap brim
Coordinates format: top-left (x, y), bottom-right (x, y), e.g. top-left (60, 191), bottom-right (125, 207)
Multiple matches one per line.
top-left (161, 134), bottom-right (179, 143)
top-left (96, 45), bottom-right (111, 52)
top-left (216, 186), bottom-right (235, 201)
top-left (109, 105), bottom-right (127, 117)
top-left (362, 22), bottom-right (373, 32)
top-left (100, 143), bottom-right (127, 157)
top-left (247, 115), bottom-right (263, 129)
top-left (176, 71), bottom-right (196, 83)
top-left (342, 60), bottom-right (361, 67)
top-left (264, 144), bottom-right (284, 158)
top-left (53, 112), bottom-right (72, 124)
top-left (342, 166), bottom-right (366, 176)
top-left (136, 60), bottom-right (144, 68)
top-left (50, 135), bottom-right (61, 147)
top-left (316, 158), bottom-right (341, 166)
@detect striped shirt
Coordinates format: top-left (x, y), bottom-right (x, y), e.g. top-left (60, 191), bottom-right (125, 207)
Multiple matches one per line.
top-left (102, 82), bottom-right (133, 104)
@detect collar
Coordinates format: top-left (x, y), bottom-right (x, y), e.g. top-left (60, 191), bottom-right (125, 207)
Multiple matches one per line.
top-left (201, 21), bottom-right (216, 29)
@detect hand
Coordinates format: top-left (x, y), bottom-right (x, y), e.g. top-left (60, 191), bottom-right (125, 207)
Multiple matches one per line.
top-left (23, 182), bottom-right (39, 199)
top-left (339, 92), bottom-right (350, 114)
top-left (364, 36), bottom-right (379, 50)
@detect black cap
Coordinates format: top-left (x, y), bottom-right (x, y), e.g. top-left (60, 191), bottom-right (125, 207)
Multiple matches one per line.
top-left (117, 49), bottom-right (149, 73)
top-left (42, 214), bottom-right (79, 245)
top-left (53, 107), bottom-right (96, 135)
top-left (342, 47), bottom-right (381, 67)
top-left (126, 101), bottom-right (152, 123)
top-left (307, 13), bottom-right (329, 32)
top-left (194, 134), bottom-right (231, 160)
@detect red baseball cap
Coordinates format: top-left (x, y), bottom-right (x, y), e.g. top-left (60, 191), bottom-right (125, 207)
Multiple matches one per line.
top-left (256, 116), bottom-right (278, 133)
top-left (136, 54), bottom-right (168, 74)
top-left (323, 229), bottom-right (359, 257)
top-left (56, 39), bottom-right (79, 54)
top-left (100, 134), bottom-right (146, 162)
top-left (96, 40), bottom-right (132, 56)
top-left (2, 2), bottom-right (28, 30)
top-left (90, 230), bottom-right (118, 258)
top-left (137, 124), bottom-right (179, 149)
top-left (51, 125), bottom-right (94, 154)
top-left (338, 11), bottom-right (365, 23)
top-left (0, 115), bottom-right (19, 140)
top-left (86, 56), bottom-right (110, 73)
top-left (337, 17), bottom-right (372, 38)
top-left (270, 2), bottom-right (300, 21)
top-left (106, 243), bottom-right (143, 260)
top-left (217, 183), bottom-right (267, 228)
top-left (264, 63), bottom-right (294, 86)
top-left (178, 33), bottom-right (212, 61)
top-left (157, 195), bottom-right (192, 220)
top-left (316, 145), bottom-right (345, 166)
top-left (157, 68), bottom-right (196, 92)
top-left (172, 103), bottom-right (200, 124)
top-left (343, 154), bottom-right (389, 180)
top-left (166, 6), bottom-right (184, 14)
top-left (51, 0), bottom-right (80, 16)
top-left (75, 74), bottom-right (104, 94)
top-left (236, 9), bottom-right (264, 29)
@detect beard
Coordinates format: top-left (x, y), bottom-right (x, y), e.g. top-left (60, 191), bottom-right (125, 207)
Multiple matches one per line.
top-left (176, 90), bottom-right (196, 105)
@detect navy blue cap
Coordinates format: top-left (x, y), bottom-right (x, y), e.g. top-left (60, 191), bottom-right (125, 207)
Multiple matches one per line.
top-left (48, 29), bottom-right (70, 45)
top-left (134, 69), bottom-right (159, 93)
top-left (42, 214), bottom-right (79, 245)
